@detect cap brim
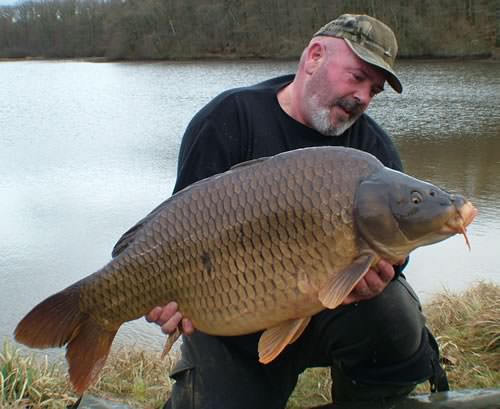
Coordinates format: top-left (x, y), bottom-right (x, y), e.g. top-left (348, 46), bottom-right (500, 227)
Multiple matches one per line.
top-left (344, 39), bottom-right (403, 94)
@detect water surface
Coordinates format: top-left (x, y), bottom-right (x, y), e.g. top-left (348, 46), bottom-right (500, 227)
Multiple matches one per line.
top-left (0, 59), bottom-right (498, 353)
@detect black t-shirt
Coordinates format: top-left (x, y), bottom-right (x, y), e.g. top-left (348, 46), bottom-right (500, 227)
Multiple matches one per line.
top-left (172, 74), bottom-right (404, 356)
top-left (173, 75), bottom-right (402, 194)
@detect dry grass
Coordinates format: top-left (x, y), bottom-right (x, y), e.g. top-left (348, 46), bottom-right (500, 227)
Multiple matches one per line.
top-left (0, 343), bottom-right (178, 408)
top-left (89, 346), bottom-right (177, 408)
top-left (2, 282), bottom-right (498, 408)
top-left (286, 367), bottom-right (332, 408)
top-left (422, 281), bottom-right (500, 389)
top-left (0, 341), bottom-right (74, 408)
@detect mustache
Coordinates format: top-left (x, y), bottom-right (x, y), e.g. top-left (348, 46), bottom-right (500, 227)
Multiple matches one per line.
top-left (334, 98), bottom-right (364, 117)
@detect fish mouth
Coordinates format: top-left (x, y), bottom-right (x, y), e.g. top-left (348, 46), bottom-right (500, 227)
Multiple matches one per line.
top-left (440, 201), bottom-right (478, 249)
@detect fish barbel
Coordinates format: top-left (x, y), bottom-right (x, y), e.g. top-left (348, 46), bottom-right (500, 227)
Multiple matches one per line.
top-left (15, 146), bottom-right (477, 393)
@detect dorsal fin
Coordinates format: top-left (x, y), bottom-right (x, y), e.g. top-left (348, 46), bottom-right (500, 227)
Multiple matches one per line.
top-left (113, 156), bottom-right (270, 257)
top-left (229, 157), bottom-right (269, 171)
top-left (111, 198), bottom-right (172, 257)
top-left (111, 221), bottom-right (145, 257)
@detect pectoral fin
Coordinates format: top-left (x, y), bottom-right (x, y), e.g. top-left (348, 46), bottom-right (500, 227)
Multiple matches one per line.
top-left (318, 252), bottom-right (376, 309)
top-left (258, 317), bottom-right (311, 364)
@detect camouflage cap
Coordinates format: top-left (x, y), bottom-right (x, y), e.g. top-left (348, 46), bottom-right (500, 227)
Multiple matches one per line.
top-left (314, 14), bottom-right (402, 93)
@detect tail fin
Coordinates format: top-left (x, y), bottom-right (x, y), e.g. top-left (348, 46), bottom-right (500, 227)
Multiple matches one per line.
top-left (14, 287), bottom-right (118, 394)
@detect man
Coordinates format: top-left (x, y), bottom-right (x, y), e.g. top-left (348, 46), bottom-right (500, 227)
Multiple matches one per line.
top-left (147, 14), bottom-right (449, 409)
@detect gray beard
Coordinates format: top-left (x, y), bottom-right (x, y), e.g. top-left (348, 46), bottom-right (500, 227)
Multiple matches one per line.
top-left (310, 106), bottom-right (357, 136)
top-left (307, 95), bottom-right (358, 136)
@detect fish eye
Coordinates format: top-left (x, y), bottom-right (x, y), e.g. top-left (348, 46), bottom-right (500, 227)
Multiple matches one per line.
top-left (411, 191), bottom-right (423, 204)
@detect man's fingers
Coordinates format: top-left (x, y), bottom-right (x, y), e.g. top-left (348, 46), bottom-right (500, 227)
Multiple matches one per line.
top-left (376, 259), bottom-right (395, 282)
top-left (158, 302), bottom-right (179, 325)
top-left (145, 301), bottom-right (179, 327)
top-left (145, 306), bottom-right (163, 323)
top-left (353, 276), bottom-right (371, 297)
top-left (342, 277), bottom-right (369, 305)
top-left (342, 260), bottom-right (396, 305)
top-left (145, 302), bottom-right (196, 336)
top-left (363, 269), bottom-right (386, 294)
top-left (161, 311), bottom-right (183, 334)
top-left (182, 318), bottom-right (195, 335)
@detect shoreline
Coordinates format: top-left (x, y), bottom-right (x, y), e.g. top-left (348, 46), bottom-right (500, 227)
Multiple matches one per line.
top-left (1, 54), bottom-right (498, 64)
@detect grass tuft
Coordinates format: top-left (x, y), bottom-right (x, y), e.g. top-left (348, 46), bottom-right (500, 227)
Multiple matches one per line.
top-left (0, 339), bottom-right (75, 408)
top-left (90, 346), bottom-right (178, 408)
top-left (422, 281), bottom-right (500, 389)
top-left (286, 367), bottom-right (332, 408)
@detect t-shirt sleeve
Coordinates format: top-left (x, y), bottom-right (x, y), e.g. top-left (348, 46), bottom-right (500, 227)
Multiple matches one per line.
top-left (344, 114), bottom-right (403, 173)
top-left (173, 97), bottom-right (246, 194)
top-left (362, 116), bottom-right (404, 172)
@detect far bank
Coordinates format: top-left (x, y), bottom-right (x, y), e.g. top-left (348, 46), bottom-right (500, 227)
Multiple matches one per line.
top-left (0, 0), bottom-right (498, 60)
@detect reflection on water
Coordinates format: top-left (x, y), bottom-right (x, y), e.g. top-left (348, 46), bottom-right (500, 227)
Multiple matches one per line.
top-left (0, 59), bottom-right (499, 353)
top-left (398, 135), bottom-right (500, 219)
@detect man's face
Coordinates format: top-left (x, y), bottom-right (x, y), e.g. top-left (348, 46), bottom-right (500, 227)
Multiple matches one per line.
top-left (302, 40), bottom-right (386, 136)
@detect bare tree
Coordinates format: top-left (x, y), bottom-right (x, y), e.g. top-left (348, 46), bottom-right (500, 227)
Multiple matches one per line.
top-left (0, 0), bottom-right (496, 59)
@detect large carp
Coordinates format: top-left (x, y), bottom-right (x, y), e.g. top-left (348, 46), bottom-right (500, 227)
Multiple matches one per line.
top-left (15, 146), bottom-right (476, 394)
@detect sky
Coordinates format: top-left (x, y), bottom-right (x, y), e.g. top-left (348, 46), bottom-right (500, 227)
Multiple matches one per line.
top-left (0, 0), bottom-right (28, 5)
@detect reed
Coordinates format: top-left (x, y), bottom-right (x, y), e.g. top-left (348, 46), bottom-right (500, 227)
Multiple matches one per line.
top-left (0, 340), bottom-right (73, 408)
top-left (423, 281), bottom-right (499, 388)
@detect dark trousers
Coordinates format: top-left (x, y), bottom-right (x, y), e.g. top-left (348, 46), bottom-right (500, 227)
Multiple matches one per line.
top-left (164, 278), bottom-right (446, 409)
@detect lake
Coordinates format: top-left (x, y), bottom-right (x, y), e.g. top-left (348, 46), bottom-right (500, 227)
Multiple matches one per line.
top-left (0, 59), bottom-right (499, 354)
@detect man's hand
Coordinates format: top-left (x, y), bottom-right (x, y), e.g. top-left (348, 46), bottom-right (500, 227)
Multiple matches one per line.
top-left (146, 302), bottom-right (195, 335)
top-left (342, 259), bottom-right (395, 305)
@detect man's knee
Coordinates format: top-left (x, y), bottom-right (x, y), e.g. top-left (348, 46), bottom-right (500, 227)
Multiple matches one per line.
top-left (312, 278), bottom-right (426, 367)
top-left (336, 325), bottom-right (449, 398)
top-left (322, 279), bottom-right (448, 400)
top-left (165, 332), bottom-right (298, 409)
top-left (355, 278), bottom-right (426, 364)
